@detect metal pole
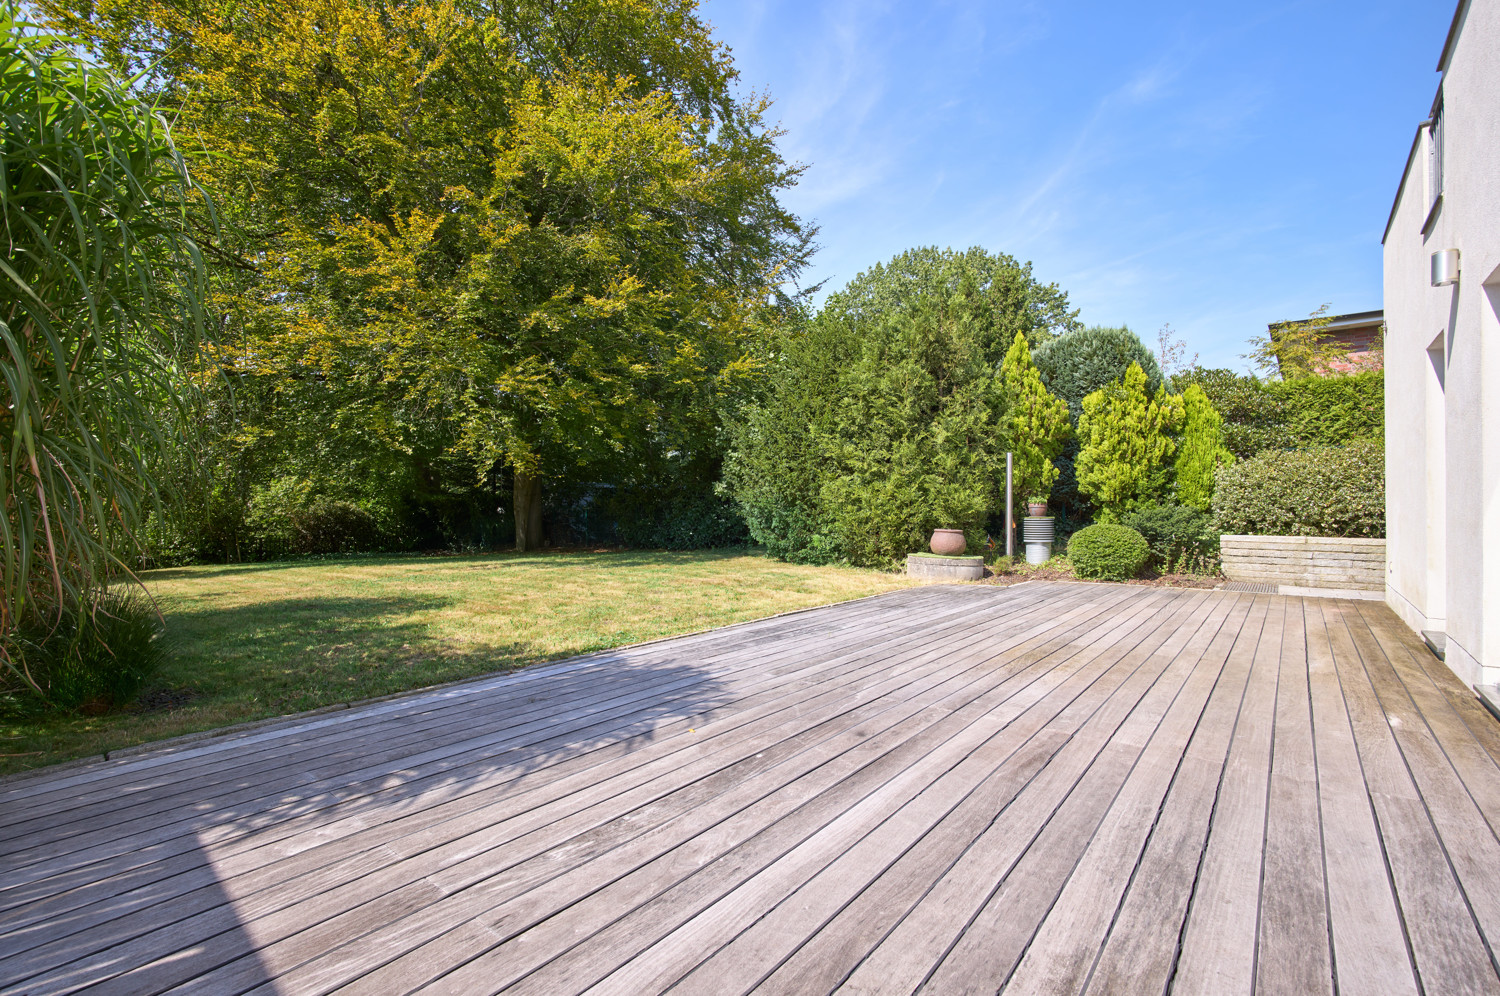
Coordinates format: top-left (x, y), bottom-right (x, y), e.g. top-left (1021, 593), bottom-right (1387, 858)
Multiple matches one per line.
top-left (1005, 452), bottom-right (1014, 559)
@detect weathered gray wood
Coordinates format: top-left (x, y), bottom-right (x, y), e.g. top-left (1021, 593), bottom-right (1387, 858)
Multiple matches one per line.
top-left (1170, 598), bottom-right (1286, 995)
top-left (1081, 596), bottom-right (1270, 994)
top-left (984, 594), bottom-right (1251, 995)
top-left (0, 587), bottom-right (1003, 904)
top-left (1302, 598), bottom-right (1419, 995)
top-left (6, 585), bottom-right (1500, 996)
top-left (1333, 601), bottom-right (1500, 988)
top-left (1254, 599), bottom-right (1335, 996)
top-left (506, 592), bottom-right (1203, 996)
top-left (8, 585), bottom-right (1110, 994)
top-left (207, 585), bottom-right (1149, 996)
top-left (835, 592), bottom-right (1228, 995)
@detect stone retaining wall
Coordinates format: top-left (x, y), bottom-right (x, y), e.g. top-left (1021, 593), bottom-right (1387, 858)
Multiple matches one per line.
top-left (1220, 535), bottom-right (1385, 591)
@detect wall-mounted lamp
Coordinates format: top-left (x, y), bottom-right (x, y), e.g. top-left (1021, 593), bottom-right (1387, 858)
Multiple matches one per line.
top-left (1431, 248), bottom-right (1461, 286)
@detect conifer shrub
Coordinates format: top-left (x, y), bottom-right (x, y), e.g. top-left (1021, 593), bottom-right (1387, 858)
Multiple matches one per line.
top-left (1175, 384), bottom-right (1233, 510)
top-left (1032, 325), bottom-right (1163, 419)
top-left (1067, 524), bottom-right (1150, 580)
top-left (1074, 363), bottom-right (1184, 521)
top-left (1212, 438), bottom-right (1384, 537)
top-left (1000, 332), bottom-right (1070, 505)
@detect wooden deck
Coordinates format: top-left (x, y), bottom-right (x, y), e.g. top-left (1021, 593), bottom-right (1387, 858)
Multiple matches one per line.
top-left (4, 582), bottom-right (1500, 995)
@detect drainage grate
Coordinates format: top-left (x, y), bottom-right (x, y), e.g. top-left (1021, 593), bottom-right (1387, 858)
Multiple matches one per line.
top-left (1220, 582), bottom-right (1278, 593)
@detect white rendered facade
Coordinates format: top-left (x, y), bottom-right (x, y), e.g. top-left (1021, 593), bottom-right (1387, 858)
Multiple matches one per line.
top-left (1382, 0), bottom-right (1500, 688)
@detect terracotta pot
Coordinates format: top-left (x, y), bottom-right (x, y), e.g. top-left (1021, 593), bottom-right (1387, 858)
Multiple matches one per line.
top-left (1027, 501), bottom-right (1048, 517)
top-left (929, 528), bottom-right (967, 556)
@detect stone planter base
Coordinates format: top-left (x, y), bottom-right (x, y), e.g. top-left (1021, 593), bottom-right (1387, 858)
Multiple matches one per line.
top-left (907, 553), bottom-right (985, 581)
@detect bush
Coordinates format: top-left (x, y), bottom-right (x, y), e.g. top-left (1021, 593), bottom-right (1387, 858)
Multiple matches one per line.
top-left (1033, 325), bottom-right (1164, 419)
top-left (1175, 384), bottom-right (1232, 511)
top-left (724, 246), bottom-right (1076, 566)
top-left (1273, 370), bottom-right (1383, 448)
top-left (1067, 523), bottom-right (1150, 581)
top-left (2, 590), bottom-right (170, 714)
top-left (1213, 438), bottom-right (1384, 537)
top-left (243, 479), bottom-right (384, 559)
top-left (1121, 505), bottom-right (1220, 574)
top-left (1172, 367), bottom-right (1384, 460)
top-left (1075, 363), bottom-right (1183, 521)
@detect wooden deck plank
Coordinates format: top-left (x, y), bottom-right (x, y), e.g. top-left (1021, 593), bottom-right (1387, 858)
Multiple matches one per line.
top-left (5, 584), bottom-right (1500, 996)
top-left (0, 587), bottom-right (1013, 910)
top-left (832, 592), bottom-right (1229, 996)
top-left (10, 586), bottom-right (1110, 994)
top-left (1302, 599), bottom-right (1419, 995)
top-left (209, 585), bottom-right (1150, 996)
top-left (1168, 598), bottom-right (1286, 995)
top-left (0, 590), bottom-right (947, 816)
top-left (1255, 599), bottom-right (1335, 996)
top-left (969, 594), bottom-right (1251, 995)
top-left (1081, 596), bottom-right (1271, 994)
top-left (1333, 601), bottom-right (1500, 985)
top-left (0, 587), bottom-right (966, 854)
top-left (496, 591), bottom-right (1202, 996)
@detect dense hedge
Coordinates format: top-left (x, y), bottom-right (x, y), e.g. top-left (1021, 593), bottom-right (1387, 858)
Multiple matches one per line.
top-left (1068, 523), bottom-right (1149, 580)
top-left (1120, 505), bottom-right (1219, 574)
top-left (1212, 438), bottom-right (1384, 537)
top-left (1173, 368), bottom-right (1382, 459)
top-left (1275, 371), bottom-right (1383, 448)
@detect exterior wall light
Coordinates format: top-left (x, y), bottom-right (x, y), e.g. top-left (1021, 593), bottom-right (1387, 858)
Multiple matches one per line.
top-left (1431, 248), bottom-right (1461, 286)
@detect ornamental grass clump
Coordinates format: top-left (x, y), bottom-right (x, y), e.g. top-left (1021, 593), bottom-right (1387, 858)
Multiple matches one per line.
top-left (1067, 524), bottom-right (1149, 581)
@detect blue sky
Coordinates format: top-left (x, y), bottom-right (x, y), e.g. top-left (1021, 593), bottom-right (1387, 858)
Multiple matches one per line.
top-left (699, 0), bottom-right (1455, 370)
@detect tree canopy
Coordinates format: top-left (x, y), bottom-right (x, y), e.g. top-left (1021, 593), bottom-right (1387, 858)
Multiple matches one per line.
top-left (39, 0), bottom-right (814, 550)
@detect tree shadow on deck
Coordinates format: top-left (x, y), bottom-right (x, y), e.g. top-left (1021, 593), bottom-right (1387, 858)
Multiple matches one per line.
top-left (0, 628), bottom-right (737, 993)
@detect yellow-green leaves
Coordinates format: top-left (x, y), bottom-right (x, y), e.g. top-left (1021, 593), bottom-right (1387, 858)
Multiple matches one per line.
top-left (1075, 362), bottom-right (1184, 522)
top-left (1000, 331), bottom-right (1070, 505)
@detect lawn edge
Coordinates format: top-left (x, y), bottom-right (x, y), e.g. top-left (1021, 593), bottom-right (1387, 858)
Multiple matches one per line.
top-left (1, 580), bottom-right (929, 786)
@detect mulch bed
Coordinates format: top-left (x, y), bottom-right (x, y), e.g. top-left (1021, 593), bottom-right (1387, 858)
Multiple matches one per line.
top-left (979, 568), bottom-right (1221, 589)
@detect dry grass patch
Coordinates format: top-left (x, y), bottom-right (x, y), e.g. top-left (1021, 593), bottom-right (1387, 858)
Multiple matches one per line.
top-left (1, 550), bottom-right (915, 775)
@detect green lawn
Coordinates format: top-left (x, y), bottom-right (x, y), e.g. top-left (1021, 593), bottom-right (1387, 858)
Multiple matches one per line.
top-left (1, 550), bottom-right (917, 775)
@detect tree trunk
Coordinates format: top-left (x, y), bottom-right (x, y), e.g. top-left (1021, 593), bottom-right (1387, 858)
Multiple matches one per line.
top-left (514, 471), bottom-right (543, 552)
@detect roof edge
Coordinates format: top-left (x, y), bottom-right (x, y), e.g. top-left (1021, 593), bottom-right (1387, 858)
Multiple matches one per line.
top-left (1437, 0), bottom-right (1471, 72)
top-left (1382, 123), bottom-right (1428, 245)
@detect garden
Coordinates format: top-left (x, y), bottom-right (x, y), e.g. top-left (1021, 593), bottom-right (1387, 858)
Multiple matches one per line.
top-left (0, 0), bottom-right (1384, 773)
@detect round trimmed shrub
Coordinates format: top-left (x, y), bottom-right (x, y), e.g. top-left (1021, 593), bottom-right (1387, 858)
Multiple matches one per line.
top-left (1068, 523), bottom-right (1149, 580)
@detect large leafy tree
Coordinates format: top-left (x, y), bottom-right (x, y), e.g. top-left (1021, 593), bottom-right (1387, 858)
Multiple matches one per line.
top-left (1, 6), bottom-right (210, 684)
top-left (40, 0), bottom-right (813, 550)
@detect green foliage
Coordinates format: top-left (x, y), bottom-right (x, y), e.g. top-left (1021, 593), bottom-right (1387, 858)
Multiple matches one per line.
top-left (1172, 366), bottom-right (1383, 462)
top-left (2, 590), bottom-right (170, 714)
top-left (1275, 370), bottom-right (1384, 448)
top-left (0, 8), bottom-right (210, 691)
top-left (724, 247), bottom-right (1075, 567)
top-left (1120, 505), bottom-right (1220, 575)
top-left (1213, 439), bottom-right (1385, 538)
top-left (1001, 332), bottom-right (1070, 507)
top-left (1246, 304), bottom-right (1347, 379)
top-left (1170, 368), bottom-right (1286, 460)
top-left (42, 0), bottom-right (809, 557)
top-left (1032, 325), bottom-right (1164, 419)
top-left (1067, 524), bottom-right (1149, 581)
top-left (1074, 364), bottom-right (1184, 522)
top-left (1175, 384), bottom-right (1232, 510)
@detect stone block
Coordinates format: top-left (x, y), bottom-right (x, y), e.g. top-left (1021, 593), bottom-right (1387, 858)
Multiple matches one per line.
top-left (906, 554), bottom-right (985, 581)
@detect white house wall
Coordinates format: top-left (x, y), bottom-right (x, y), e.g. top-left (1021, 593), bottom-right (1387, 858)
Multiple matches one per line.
top-left (1383, 0), bottom-right (1500, 688)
